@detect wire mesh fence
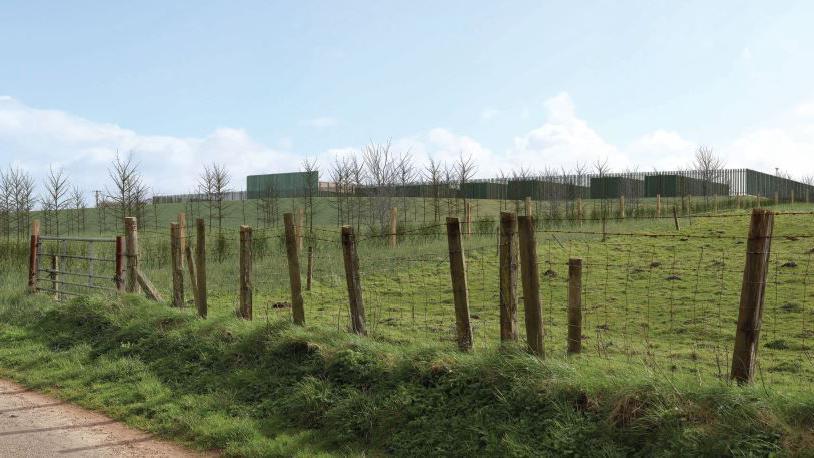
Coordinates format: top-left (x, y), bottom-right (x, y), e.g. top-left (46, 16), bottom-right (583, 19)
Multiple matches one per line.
top-left (25, 208), bottom-right (814, 391)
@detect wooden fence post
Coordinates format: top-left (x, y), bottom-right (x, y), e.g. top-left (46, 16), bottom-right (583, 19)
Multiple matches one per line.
top-left (446, 217), bottom-right (473, 351)
top-left (714, 194), bottom-right (719, 213)
top-left (499, 212), bottom-right (518, 342)
top-left (524, 196), bottom-right (532, 217)
top-left (774, 192), bottom-right (779, 206)
top-left (518, 215), bottom-right (544, 357)
top-left (619, 195), bottom-right (625, 219)
top-left (296, 207), bottom-right (305, 252)
top-left (170, 223), bottom-right (184, 307)
top-left (465, 202), bottom-right (472, 238)
top-left (567, 258), bottom-right (583, 354)
top-left (731, 208), bottom-right (774, 384)
top-left (124, 217), bottom-right (140, 293)
top-left (50, 254), bottom-right (60, 300)
top-left (178, 212), bottom-right (186, 268)
top-left (184, 245), bottom-right (199, 308)
top-left (389, 207), bottom-right (398, 248)
top-left (672, 205), bottom-right (680, 231)
top-left (195, 218), bottom-right (207, 318)
top-left (736, 195), bottom-right (742, 209)
top-left (115, 236), bottom-right (125, 292)
top-left (791, 190), bottom-right (795, 205)
top-left (576, 198), bottom-right (583, 225)
top-left (341, 225), bottom-right (366, 335)
top-left (284, 213), bottom-right (305, 325)
top-left (655, 194), bottom-right (661, 218)
top-left (239, 225), bottom-right (253, 320)
top-left (28, 219), bottom-right (40, 293)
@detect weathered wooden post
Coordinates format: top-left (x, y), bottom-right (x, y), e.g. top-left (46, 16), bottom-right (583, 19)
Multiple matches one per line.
top-left (672, 205), bottom-right (680, 231)
top-left (184, 245), bottom-right (199, 308)
top-left (341, 225), bottom-right (366, 335)
top-left (195, 218), bottom-right (207, 318)
top-left (178, 212), bottom-right (187, 268)
top-left (619, 195), bottom-right (625, 219)
top-left (655, 194), bottom-right (661, 218)
top-left (446, 217), bottom-right (473, 351)
top-left (791, 190), bottom-right (795, 205)
top-left (284, 213), bottom-right (305, 325)
top-left (576, 198), bottom-right (583, 225)
top-left (170, 223), bottom-right (184, 307)
top-left (296, 207), bottom-right (305, 252)
top-left (731, 208), bottom-right (774, 384)
top-left (115, 235), bottom-right (125, 292)
top-left (124, 217), bottom-right (140, 293)
top-left (499, 212), bottom-right (518, 342)
top-left (567, 258), bottom-right (583, 354)
top-left (774, 192), bottom-right (779, 206)
top-left (50, 254), bottom-right (60, 300)
top-left (714, 194), bottom-right (719, 213)
top-left (518, 215), bottom-right (544, 357)
top-left (736, 195), bottom-right (742, 209)
top-left (524, 196), bottom-right (532, 217)
top-left (239, 225), bottom-right (253, 320)
top-left (28, 219), bottom-right (40, 293)
top-left (389, 207), bottom-right (398, 248)
top-left (465, 202), bottom-right (472, 238)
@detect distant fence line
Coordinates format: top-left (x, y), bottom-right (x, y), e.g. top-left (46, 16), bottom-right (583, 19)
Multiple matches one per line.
top-left (151, 168), bottom-right (814, 205)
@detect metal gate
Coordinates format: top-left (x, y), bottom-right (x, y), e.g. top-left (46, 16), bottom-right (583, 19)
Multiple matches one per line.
top-left (30, 235), bottom-right (124, 300)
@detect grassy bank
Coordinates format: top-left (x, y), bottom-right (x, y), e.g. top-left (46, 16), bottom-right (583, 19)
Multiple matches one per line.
top-left (1, 291), bottom-right (814, 456)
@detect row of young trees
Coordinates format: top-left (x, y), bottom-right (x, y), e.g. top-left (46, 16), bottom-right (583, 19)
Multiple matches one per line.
top-left (327, 141), bottom-right (478, 232)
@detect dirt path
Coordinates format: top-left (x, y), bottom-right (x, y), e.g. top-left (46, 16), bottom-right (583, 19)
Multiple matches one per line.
top-left (0, 379), bottom-right (203, 457)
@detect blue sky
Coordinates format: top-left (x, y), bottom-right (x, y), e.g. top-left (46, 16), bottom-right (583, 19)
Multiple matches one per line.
top-left (2, 1), bottom-right (814, 195)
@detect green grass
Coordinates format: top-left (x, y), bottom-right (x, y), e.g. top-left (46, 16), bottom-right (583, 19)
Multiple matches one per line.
top-left (3, 197), bottom-right (814, 455)
top-left (2, 293), bottom-right (814, 456)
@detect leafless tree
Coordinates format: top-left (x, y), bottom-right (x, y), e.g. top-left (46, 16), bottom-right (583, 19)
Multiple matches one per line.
top-left (106, 153), bottom-right (149, 230)
top-left (349, 154), bottom-right (366, 232)
top-left (0, 168), bottom-right (11, 241)
top-left (423, 157), bottom-right (444, 223)
top-left (692, 145), bottom-right (725, 204)
top-left (301, 157), bottom-right (318, 241)
top-left (362, 140), bottom-right (397, 230)
top-left (397, 152), bottom-right (416, 224)
top-left (456, 152), bottom-right (477, 219)
top-left (329, 156), bottom-right (351, 226)
top-left (593, 158), bottom-right (611, 239)
top-left (43, 166), bottom-right (70, 236)
top-left (198, 163), bottom-right (231, 234)
top-left (70, 186), bottom-right (86, 234)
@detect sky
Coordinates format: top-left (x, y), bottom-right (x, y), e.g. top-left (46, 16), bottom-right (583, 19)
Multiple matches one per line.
top-left (2, 0), bottom-right (814, 197)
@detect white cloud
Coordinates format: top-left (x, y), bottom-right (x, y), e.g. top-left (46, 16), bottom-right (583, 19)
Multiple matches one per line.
top-left (626, 129), bottom-right (695, 170)
top-left (741, 47), bottom-right (753, 60)
top-left (4, 92), bottom-right (814, 203)
top-left (303, 116), bottom-right (338, 128)
top-left (508, 92), bottom-right (627, 171)
top-left (0, 96), bottom-right (301, 197)
top-left (795, 101), bottom-right (814, 118)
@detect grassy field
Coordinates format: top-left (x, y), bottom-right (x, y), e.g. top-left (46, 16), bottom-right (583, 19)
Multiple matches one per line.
top-left (2, 197), bottom-right (814, 455)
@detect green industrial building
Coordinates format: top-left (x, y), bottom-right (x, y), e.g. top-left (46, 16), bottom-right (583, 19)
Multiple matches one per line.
top-left (246, 171), bottom-right (318, 199)
top-left (644, 174), bottom-right (730, 198)
top-left (589, 176), bottom-right (645, 199)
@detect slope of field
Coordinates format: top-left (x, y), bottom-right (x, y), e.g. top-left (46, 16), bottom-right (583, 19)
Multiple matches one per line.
top-left (2, 199), bottom-right (814, 455)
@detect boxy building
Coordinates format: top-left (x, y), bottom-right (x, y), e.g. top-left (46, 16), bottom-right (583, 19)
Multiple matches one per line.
top-left (589, 176), bottom-right (645, 199)
top-left (644, 174), bottom-right (730, 198)
top-left (246, 171), bottom-right (318, 199)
